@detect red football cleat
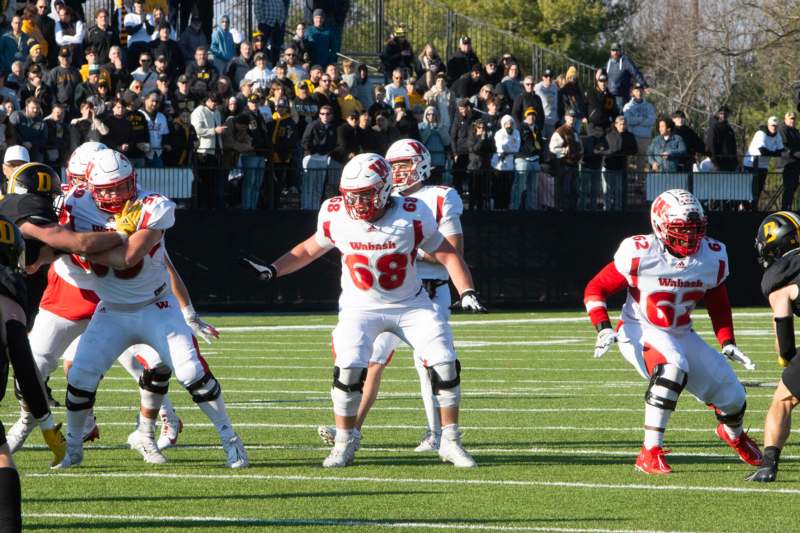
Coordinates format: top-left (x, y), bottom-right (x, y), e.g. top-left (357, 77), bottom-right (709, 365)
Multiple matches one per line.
top-left (716, 424), bottom-right (763, 466)
top-left (635, 445), bottom-right (672, 474)
top-left (82, 423), bottom-right (100, 443)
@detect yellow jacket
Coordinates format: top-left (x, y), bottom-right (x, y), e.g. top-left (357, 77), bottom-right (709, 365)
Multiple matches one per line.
top-left (337, 94), bottom-right (364, 121)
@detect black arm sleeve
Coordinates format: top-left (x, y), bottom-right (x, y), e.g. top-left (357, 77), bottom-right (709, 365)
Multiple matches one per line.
top-left (775, 316), bottom-right (796, 362)
top-left (6, 319), bottom-right (49, 419)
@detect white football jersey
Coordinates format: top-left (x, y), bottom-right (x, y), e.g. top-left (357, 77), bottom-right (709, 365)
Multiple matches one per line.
top-left (404, 185), bottom-right (463, 281)
top-left (613, 234), bottom-right (729, 332)
top-left (61, 187), bottom-right (175, 305)
top-left (315, 195), bottom-right (444, 309)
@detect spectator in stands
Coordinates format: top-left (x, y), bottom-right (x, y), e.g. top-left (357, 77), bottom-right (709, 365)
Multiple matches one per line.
top-left (468, 83), bottom-right (493, 114)
top-left (268, 97), bottom-right (298, 204)
top-left (380, 24), bottom-right (415, 80)
top-left (418, 43), bottom-right (444, 79)
top-left (140, 91), bottom-right (169, 167)
top-left (549, 109), bottom-right (583, 210)
top-left (648, 116), bottom-right (687, 173)
top-left (339, 58), bottom-right (355, 88)
top-left (778, 112), bottom-right (800, 210)
top-left (86, 8), bottom-right (116, 65)
top-left (418, 105), bottom-right (449, 182)
top-left (557, 66), bottom-right (587, 122)
top-left (467, 118), bottom-right (493, 210)
top-left (452, 63), bottom-right (483, 99)
top-left (178, 16), bottom-right (207, 63)
top-left (244, 51), bottom-right (274, 93)
top-left (0, 16), bottom-right (29, 76)
top-left (186, 46), bottom-right (220, 100)
top-left (497, 62), bottom-right (522, 107)
top-left (319, 0), bottom-right (349, 61)
top-left (512, 75), bottom-right (544, 133)
top-left (124, 0), bottom-right (153, 63)
top-left (74, 64), bottom-right (102, 107)
top-left (671, 110), bottom-right (704, 172)
top-left (80, 47), bottom-right (111, 86)
top-left (483, 96), bottom-right (501, 133)
top-left (334, 109), bottom-right (360, 164)
top-left (151, 24), bottom-right (184, 77)
top-left (254, 0), bottom-right (289, 66)
top-left (368, 112), bottom-right (396, 155)
top-left (105, 46), bottom-right (131, 95)
top-left (622, 82), bottom-right (655, 169)
top-left (11, 97), bottom-right (46, 161)
top-left (21, 5), bottom-right (47, 62)
top-left (153, 54), bottom-right (172, 83)
top-left (595, 114), bottom-right (637, 210)
top-left (20, 68), bottom-right (51, 116)
top-left (483, 58), bottom-right (502, 87)
top-left (291, 22), bottom-right (310, 65)
top-left (294, 81), bottom-right (318, 130)
top-left (705, 105), bottom-right (738, 171)
top-left (305, 9), bottom-right (333, 70)
top-left (132, 50), bottom-right (158, 95)
top-left (44, 103), bottom-right (69, 166)
top-left (350, 63), bottom-right (371, 108)
top-left (393, 101), bottom-right (420, 141)
top-left (282, 46), bottom-right (308, 84)
top-left (336, 82), bottom-right (363, 122)
top-left (383, 69), bottom-right (409, 110)
top-left (324, 64), bottom-right (340, 86)
top-left (300, 103), bottom-right (338, 209)
top-left (70, 100), bottom-right (106, 149)
top-left (226, 41), bottom-right (253, 88)
top-left (164, 110), bottom-right (194, 166)
top-left (491, 114), bottom-right (519, 209)
top-left (125, 96), bottom-right (149, 164)
top-left (406, 78), bottom-right (425, 114)
top-left (534, 69), bottom-right (558, 140)
top-left (55, 5), bottom-right (85, 67)
top-left (313, 72), bottom-right (339, 120)
top-left (450, 98), bottom-right (474, 195)
top-left (424, 72), bottom-right (453, 130)
top-left (47, 47), bottom-right (81, 116)
top-left (605, 43), bottom-right (648, 110)
top-left (586, 72), bottom-right (617, 137)
top-left (446, 35), bottom-right (480, 85)
top-left (100, 98), bottom-right (131, 152)
top-left (173, 74), bottom-right (197, 115)
top-left (210, 15), bottom-right (235, 76)
top-left (512, 107), bottom-right (542, 210)
top-left (24, 45), bottom-right (48, 77)
top-left (367, 84), bottom-right (390, 123)
top-left (226, 109), bottom-right (258, 209)
top-left (745, 115), bottom-right (784, 209)
top-left (191, 91), bottom-right (226, 208)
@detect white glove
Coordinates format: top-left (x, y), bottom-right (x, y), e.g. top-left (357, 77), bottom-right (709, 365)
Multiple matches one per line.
top-left (182, 305), bottom-right (219, 345)
top-left (594, 328), bottom-right (617, 358)
top-left (459, 289), bottom-right (487, 313)
top-left (722, 343), bottom-right (756, 371)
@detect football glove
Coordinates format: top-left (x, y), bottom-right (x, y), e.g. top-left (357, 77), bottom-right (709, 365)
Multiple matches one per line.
top-left (182, 305), bottom-right (219, 344)
top-left (454, 289), bottom-right (487, 313)
top-left (722, 343), bottom-right (756, 371)
top-left (114, 200), bottom-right (144, 236)
top-left (594, 328), bottom-right (617, 358)
top-left (42, 422), bottom-right (67, 467)
top-left (240, 256), bottom-right (277, 282)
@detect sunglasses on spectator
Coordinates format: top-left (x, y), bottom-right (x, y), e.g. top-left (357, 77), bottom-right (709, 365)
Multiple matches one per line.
top-left (319, 112), bottom-right (331, 115)
top-left (523, 82), bottom-right (533, 86)
top-left (141, 59), bottom-right (151, 63)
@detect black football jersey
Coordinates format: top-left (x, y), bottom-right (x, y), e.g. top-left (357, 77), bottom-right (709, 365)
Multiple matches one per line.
top-left (0, 264), bottom-right (29, 319)
top-left (0, 194), bottom-right (57, 266)
top-left (762, 249), bottom-right (800, 316)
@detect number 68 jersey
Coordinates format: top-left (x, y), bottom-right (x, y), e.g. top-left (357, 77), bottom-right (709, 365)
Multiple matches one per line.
top-left (315, 195), bottom-right (444, 310)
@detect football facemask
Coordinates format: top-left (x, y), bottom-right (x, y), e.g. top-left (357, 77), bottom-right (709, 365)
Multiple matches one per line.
top-left (90, 178), bottom-right (137, 214)
top-left (662, 215), bottom-right (707, 257)
top-left (341, 185), bottom-right (385, 222)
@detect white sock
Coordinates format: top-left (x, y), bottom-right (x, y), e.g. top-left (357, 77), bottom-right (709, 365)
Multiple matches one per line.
top-left (723, 424), bottom-right (742, 439)
top-left (137, 414), bottom-right (156, 437)
top-left (442, 423), bottom-right (460, 441)
top-left (415, 364), bottom-right (441, 437)
top-left (197, 394), bottom-right (235, 441)
top-left (643, 403), bottom-right (671, 448)
top-left (159, 395), bottom-right (174, 417)
top-left (38, 412), bottom-right (55, 431)
top-left (66, 409), bottom-right (89, 448)
top-left (334, 428), bottom-right (353, 445)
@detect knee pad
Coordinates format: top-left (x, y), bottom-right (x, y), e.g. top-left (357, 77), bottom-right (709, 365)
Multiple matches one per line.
top-left (716, 401), bottom-right (746, 427)
top-left (428, 360), bottom-right (461, 408)
top-left (185, 372), bottom-right (221, 403)
top-left (645, 364), bottom-right (687, 411)
top-left (65, 383), bottom-right (96, 411)
top-left (139, 365), bottom-right (172, 395)
top-left (331, 367), bottom-right (366, 418)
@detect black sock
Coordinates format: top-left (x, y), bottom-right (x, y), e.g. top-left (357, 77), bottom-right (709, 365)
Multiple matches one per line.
top-left (0, 467), bottom-right (21, 533)
top-left (763, 446), bottom-right (781, 467)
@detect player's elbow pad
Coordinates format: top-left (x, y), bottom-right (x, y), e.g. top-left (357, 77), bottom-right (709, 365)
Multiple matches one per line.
top-left (775, 316), bottom-right (797, 361)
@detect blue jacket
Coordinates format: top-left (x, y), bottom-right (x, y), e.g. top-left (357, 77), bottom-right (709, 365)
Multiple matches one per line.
top-left (305, 25), bottom-right (334, 67)
top-left (648, 134), bottom-right (687, 172)
top-left (210, 27), bottom-right (235, 63)
top-left (605, 54), bottom-right (646, 100)
top-left (0, 31), bottom-right (28, 75)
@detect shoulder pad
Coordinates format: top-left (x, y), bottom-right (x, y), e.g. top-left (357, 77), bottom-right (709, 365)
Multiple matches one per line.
top-left (138, 193), bottom-right (175, 231)
top-left (12, 194), bottom-right (57, 225)
top-left (762, 250), bottom-right (800, 299)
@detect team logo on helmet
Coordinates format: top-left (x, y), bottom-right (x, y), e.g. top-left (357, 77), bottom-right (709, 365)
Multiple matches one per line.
top-left (755, 211), bottom-right (800, 269)
top-left (650, 189), bottom-right (707, 257)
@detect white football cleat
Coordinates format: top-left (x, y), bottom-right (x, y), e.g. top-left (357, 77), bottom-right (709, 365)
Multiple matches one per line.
top-left (127, 430), bottom-right (167, 464)
top-left (322, 429), bottom-right (361, 468)
top-left (414, 430), bottom-right (440, 453)
top-left (51, 444), bottom-right (83, 470)
top-left (439, 433), bottom-right (477, 468)
top-left (223, 434), bottom-right (249, 468)
top-left (318, 425), bottom-right (336, 446)
top-left (157, 409), bottom-right (183, 450)
top-left (6, 410), bottom-right (36, 453)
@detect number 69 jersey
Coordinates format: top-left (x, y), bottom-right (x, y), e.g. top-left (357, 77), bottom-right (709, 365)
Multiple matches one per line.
top-left (315, 195), bottom-right (444, 310)
top-left (60, 187), bottom-right (175, 305)
top-left (585, 233), bottom-right (734, 341)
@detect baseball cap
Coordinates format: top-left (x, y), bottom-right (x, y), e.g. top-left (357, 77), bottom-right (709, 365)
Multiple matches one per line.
top-left (88, 64), bottom-right (100, 74)
top-left (254, 52), bottom-right (265, 61)
top-left (565, 108), bottom-right (577, 117)
top-left (543, 68), bottom-right (553, 77)
top-left (58, 46), bottom-right (70, 57)
top-left (610, 42), bottom-right (621, 51)
top-left (470, 63), bottom-right (482, 74)
top-left (312, 8), bottom-right (325, 17)
top-left (597, 73), bottom-right (608, 81)
top-left (4, 145), bottom-right (29, 164)
top-left (394, 24), bottom-right (406, 37)
top-left (524, 106), bottom-right (536, 117)
top-left (157, 73), bottom-right (169, 82)
top-left (247, 93), bottom-right (260, 103)
top-left (156, 54), bottom-right (167, 62)
top-left (633, 82), bottom-right (645, 89)
top-left (177, 74), bottom-right (189, 83)
top-left (768, 116), bottom-right (780, 126)
top-left (459, 35), bottom-right (471, 45)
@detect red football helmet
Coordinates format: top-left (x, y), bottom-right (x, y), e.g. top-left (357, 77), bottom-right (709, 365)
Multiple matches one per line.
top-left (339, 153), bottom-right (392, 221)
top-left (86, 149), bottom-right (137, 213)
top-left (650, 189), bottom-right (707, 257)
top-left (385, 138), bottom-right (431, 193)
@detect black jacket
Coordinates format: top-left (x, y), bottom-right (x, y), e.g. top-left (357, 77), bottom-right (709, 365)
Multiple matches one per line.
top-left (517, 123), bottom-right (542, 159)
top-left (778, 123), bottom-right (800, 171)
top-left (446, 50), bottom-right (480, 84)
top-left (704, 119), bottom-right (738, 171)
top-left (380, 38), bottom-right (415, 74)
top-left (467, 129), bottom-right (494, 171)
top-left (301, 119), bottom-right (337, 156)
top-left (394, 112), bottom-right (421, 141)
top-left (86, 25), bottom-right (119, 64)
top-left (596, 128), bottom-right (638, 171)
top-left (673, 124), bottom-right (705, 171)
top-left (511, 91), bottom-right (545, 133)
top-left (586, 86), bottom-right (618, 135)
top-left (450, 112), bottom-right (475, 156)
top-left (333, 122), bottom-right (360, 164)
top-left (451, 72), bottom-right (483, 99)
top-left (226, 56), bottom-right (252, 89)
top-left (150, 39), bottom-right (184, 77)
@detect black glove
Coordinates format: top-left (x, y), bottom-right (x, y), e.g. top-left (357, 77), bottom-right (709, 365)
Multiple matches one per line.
top-left (240, 256), bottom-right (277, 282)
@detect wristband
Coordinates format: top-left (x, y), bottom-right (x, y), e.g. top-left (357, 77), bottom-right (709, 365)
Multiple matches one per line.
top-left (596, 320), bottom-right (612, 332)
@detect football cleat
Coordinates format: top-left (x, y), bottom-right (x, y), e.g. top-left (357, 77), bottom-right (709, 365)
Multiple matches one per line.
top-left (42, 423), bottom-right (67, 467)
top-left (6, 410), bottom-right (36, 453)
top-left (317, 426), bottom-right (336, 447)
top-left (414, 430), bottom-right (440, 452)
top-left (82, 415), bottom-right (100, 443)
top-left (322, 431), bottom-right (361, 468)
top-left (745, 464), bottom-right (777, 482)
top-left (157, 409), bottom-right (183, 450)
top-left (127, 430), bottom-right (167, 464)
top-left (223, 434), bottom-right (249, 468)
top-left (635, 445), bottom-right (672, 474)
top-left (715, 424), bottom-right (763, 466)
top-left (439, 432), bottom-right (476, 467)
top-left (51, 444), bottom-right (83, 470)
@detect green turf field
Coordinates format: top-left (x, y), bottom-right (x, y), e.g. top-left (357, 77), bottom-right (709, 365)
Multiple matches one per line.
top-left (4, 309), bottom-right (795, 532)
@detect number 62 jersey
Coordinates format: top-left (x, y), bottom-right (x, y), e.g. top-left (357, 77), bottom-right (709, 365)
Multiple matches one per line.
top-left (315, 195), bottom-right (443, 310)
top-left (584, 233), bottom-right (735, 343)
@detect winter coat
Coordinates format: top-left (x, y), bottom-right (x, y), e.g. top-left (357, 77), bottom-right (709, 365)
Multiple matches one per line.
top-left (586, 86), bottom-right (618, 134)
top-left (533, 82), bottom-right (558, 126)
top-left (210, 27), bottom-right (235, 64)
top-left (450, 112), bottom-right (475, 156)
top-left (744, 126), bottom-right (784, 169)
top-left (467, 129), bottom-right (494, 171)
top-left (511, 91), bottom-right (544, 133)
top-left (492, 121), bottom-right (520, 171)
top-left (648, 134), bottom-right (687, 172)
top-left (558, 80), bottom-right (587, 120)
top-left (704, 119), bottom-right (738, 171)
top-left (549, 123), bottom-right (582, 165)
top-left (446, 50), bottom-right (480, 84)
top-left (301, 119), bottom-right (337, 155)
top-left (622, 98), bottom-right (656, 139)
top-left (595, 128), bottom-right (638, 171)
top-left (419, 118), bottom-right (450, 168)
top-left (778, 123), bottom-right (800, 171)
top-left (605, 54), bottom-right (647, 99)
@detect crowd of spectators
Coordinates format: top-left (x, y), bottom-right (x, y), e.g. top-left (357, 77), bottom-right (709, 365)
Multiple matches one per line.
top-left (0, 0), bottom-right (792, 211)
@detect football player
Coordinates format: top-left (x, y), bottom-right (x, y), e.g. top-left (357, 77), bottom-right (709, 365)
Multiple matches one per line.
top-left (317, 139), bottom-right (475, 456)
top-left (243, 152), bottom-right (484, 468)
top-left (584, 189), bottom-right (762, 474)
top-left (54, 149), bottom-right (246, 469)
top-left (746, 211), bottom-right (800, 482)
top-left (0, 216), bottom-right (66, 532)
